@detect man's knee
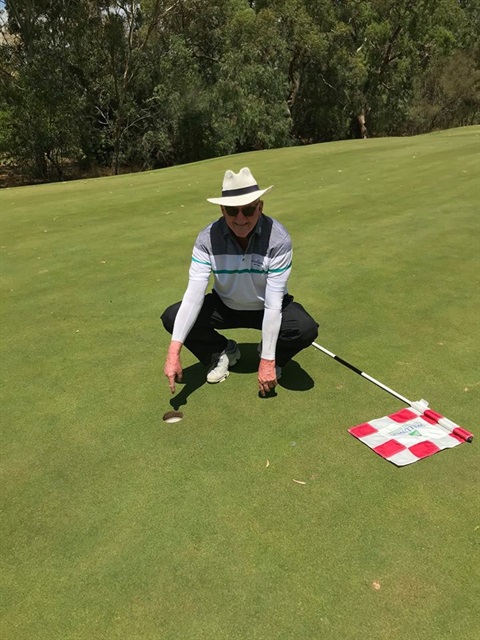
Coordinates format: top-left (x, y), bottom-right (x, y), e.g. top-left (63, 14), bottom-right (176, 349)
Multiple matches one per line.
top-left (290, 302), bottom-right (319, 344)
top-left (160, 302), bottom-right (181, 334)
top-left (300, 315), bottom-right (319, 344)
top-left (280, 302), bottom-right (318, 343)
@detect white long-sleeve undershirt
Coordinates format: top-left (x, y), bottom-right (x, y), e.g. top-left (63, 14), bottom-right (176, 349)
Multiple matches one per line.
top-left (171, 279), bottom-right (284, 360)
top-left (171, 279), bottom-right (208, 343)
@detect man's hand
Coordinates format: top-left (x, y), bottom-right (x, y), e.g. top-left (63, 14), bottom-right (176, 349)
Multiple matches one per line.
top-left (164, 340), bottom-right (183, 393)
top-left (258, 358), bottom-right (278, 397)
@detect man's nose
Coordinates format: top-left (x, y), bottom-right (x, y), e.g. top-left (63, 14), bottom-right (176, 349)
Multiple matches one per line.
top-left (235, 209), bottom-right (247, 221)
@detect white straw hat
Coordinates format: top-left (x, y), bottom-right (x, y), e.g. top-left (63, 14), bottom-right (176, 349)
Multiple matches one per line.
top-left (207, 167), bottom-right (273, 206)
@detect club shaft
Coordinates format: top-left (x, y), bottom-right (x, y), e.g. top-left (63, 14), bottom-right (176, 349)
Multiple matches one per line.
top-left (311, 342), bottom-right (411, 405)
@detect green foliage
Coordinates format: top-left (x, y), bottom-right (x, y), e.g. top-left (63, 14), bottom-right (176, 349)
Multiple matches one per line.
top-left (0, 0), bottom-right (478, 183)
top-left (1, 0), bottom-right (91, 178)
top-left (210, 7), bottom-right (291, 152)
top-left (407, 50), bottom-right (480, 133)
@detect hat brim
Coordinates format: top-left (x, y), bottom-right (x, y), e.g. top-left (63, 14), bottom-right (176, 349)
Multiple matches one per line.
top-left (206, 186), bottom-right (273, 207)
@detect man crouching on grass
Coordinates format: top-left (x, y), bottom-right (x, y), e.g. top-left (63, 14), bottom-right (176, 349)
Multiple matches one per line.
top-left (161, 167), bottom-right (318, 397)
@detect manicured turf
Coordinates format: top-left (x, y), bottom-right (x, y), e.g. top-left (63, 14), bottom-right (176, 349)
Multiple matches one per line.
top-left (1, 127), bottom-right (479, 640)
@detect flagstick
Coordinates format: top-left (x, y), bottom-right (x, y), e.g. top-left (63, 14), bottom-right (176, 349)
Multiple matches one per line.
top-left (310, 342), bottom-right (473, 442)
top-left (311, 342), bottom-right (411, 404)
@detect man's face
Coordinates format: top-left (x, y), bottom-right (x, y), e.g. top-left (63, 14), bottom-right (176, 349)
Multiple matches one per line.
top-left (221, 200), bottom-right (263, 238)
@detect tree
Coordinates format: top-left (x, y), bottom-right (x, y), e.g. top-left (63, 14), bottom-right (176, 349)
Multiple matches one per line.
top-left (89, 0), bottom-right (183, 174)
top-left (0, 0), bottom-right (478, 184)
top-left (210, 5), bottom-right (292, 153)
top-left (407, 50), bottom-right (480, 133)
top-left (1, 0), bottom-right (90, 179)
top-left (327, 0), bottom-right (469, 137)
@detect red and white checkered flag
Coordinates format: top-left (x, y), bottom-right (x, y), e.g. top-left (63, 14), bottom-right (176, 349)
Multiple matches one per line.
top-left (310, 343), bottom-right (474, 466)
top-left (349, 401), bottom-right (473, 466)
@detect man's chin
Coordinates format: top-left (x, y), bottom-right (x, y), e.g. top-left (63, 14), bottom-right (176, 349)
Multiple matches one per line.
top-left (233, 226), bottom-right (250, 237)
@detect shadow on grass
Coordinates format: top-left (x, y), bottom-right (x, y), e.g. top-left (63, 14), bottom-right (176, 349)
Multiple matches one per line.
top-left (170, 363), bottom-right (206, 410)
top-left (234, 342), bottom-right (315, 395)
top-left (278, 360), bottom-right (314, 391)
top-left (169, 343), bottom-right (315, 408)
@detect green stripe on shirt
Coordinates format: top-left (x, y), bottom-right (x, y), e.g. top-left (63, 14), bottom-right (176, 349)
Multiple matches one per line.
top-left (213, 268), bottom-right (266, 274)
top-left (192, 257), bottom-right (292, 275)
top-left (212, 262), bottom-right (292, 275)
top-left (268, 261), bottom-right (292, 273)
top-left (191, 256), bottom-right (211, 266)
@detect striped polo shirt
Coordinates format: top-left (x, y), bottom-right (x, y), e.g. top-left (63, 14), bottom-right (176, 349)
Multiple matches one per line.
top-left (189, 214), bottom-right (292, 311)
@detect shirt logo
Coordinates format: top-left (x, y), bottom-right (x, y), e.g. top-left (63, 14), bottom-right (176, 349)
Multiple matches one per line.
top-left (251, 257), bottom-right (265, 270)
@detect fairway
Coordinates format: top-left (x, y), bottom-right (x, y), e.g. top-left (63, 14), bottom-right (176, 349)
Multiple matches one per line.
top-left (1, 128), bottom-right (479, 639)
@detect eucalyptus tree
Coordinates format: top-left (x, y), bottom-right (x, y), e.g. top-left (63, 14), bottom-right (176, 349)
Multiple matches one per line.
top-left (1, 0), bottom-right (91, 179)
top-left (88, 0), bottom-right (183, 174)
top-left (325, 0), bottom-right (469, 137)
top-left (252, 0), bottom-right (474, 140)
top-left (144, 0), bottom-right (291, 163)
top-left (0, 0), bottom-right (477, 183)
top-left (209, 3), bottom-right (292, 153)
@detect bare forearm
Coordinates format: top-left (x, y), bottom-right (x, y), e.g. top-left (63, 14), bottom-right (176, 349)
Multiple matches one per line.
top-left (164, 340), bottom-right (183, 393)
top-left (168, 340), bottom-right (183, 356)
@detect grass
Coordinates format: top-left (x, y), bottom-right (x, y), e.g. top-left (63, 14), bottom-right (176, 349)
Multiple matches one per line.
top-left (0, 127), bottom-right (479, 640)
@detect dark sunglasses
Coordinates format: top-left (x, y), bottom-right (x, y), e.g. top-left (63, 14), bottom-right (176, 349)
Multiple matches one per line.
top-left (224, 202), bottom-right (259, 217)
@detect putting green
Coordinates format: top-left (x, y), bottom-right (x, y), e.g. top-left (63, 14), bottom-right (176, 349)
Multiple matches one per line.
top-left (1, 127), bottom-right (479, 639)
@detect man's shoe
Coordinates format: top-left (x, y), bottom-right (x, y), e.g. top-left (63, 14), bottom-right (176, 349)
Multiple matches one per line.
top-left (207, 340), bottom-right (241, 384)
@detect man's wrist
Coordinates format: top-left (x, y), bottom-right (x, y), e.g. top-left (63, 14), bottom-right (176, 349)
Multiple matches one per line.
top-left (259, 358), bottom-right (275, 369)
top-left (168, 340), bottom-right (183, 356)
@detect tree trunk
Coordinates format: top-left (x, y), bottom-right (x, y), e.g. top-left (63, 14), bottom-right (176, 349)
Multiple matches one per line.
top-left (46, 151), bottom-right (64, 181)
top-left (34, 149), bottom-right (48, 180)
top-left (358, 112), bottom-right (368, 138)
top-left (112, 119), bottom-right (122, 176)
